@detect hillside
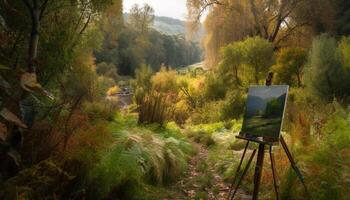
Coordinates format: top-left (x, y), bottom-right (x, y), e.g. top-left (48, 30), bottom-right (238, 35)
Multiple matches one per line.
top-left (124, 13), bottom-right (204, 37)
top-left (153, 16), bottom-right (186, 35)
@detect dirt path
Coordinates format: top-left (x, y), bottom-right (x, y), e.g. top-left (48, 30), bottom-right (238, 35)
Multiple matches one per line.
top-left (170, 143), bottom-right (251, 200)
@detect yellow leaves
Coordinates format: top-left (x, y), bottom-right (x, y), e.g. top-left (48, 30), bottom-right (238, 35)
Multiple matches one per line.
top-left (151, 66), bottom-right (178, 92)
top-left (0, 108), bottom-right (27, 128)
top-left (20, 73), bottom-right (54, 100)
top-left (106, 85), bottom-right (120, 96)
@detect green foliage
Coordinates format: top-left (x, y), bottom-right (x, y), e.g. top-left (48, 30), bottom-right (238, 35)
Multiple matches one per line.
top-left (218, 40), bottom-right (245, 87)
top-left (86, 144), bottom-right (143, 199)
top-left (96, 62), bottom-right (119, 80)
top-left (305, 34), bottom-right (350, 101)
top-left (128, 4), bottom-right (155, 34)
top-left (218, 36), bottom-right (274, 86)
top-left (133, 65), bottom-right (180, 125)
top-left (220, 89), bottom-right (246, 120)
top-left (82, 101), bottom-right (116, 122)
top-left (0, 159), bottom-right (74, 200)
top-left (95, 4), bottom-right (202, 76)
top-left (273, 47), bottom-right (307, 87)
top-left (243, 37), bottom-right (275, 84)
top-left (337, 36), bottom-right (350, 70)
top-left (57, 113), bottom-right (193, 200)
top-left (188, 101), bottom-right (223, 124)
top-left (188, 129), bottom-right (216, 147)
top-left (203, 72), bottom-right (227, 100)
top-left (96, 75), bottom-right (115, 98)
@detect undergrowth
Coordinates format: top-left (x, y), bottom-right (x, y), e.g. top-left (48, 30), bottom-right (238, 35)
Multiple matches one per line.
top-left (81, 113), bottom-right (195, 199)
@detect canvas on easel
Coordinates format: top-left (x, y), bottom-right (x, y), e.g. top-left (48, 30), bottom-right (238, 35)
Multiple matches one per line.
top-left (238, 85), bottom-right (289, 145)
top-left (227, 84), bottom-right (307, 200)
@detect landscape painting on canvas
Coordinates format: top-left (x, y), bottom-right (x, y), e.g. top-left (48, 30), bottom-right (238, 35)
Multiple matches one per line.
top-left (239, 85), bottom-right (289, 143)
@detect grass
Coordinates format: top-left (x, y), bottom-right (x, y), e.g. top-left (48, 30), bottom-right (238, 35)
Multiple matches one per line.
top-left (81, 112), bottom-right (195, 199)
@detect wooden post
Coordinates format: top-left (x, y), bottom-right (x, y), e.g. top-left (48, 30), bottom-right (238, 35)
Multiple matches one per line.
top-left (252, 144), bottom-right (265, 200)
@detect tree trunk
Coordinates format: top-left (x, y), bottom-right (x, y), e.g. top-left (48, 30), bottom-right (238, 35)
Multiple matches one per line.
top-left (297, 73), bottom-right (302, 87)
top-left (28, 6), bottom-right (40, 73)
top-left (255, 67), bottom-right (259, 84)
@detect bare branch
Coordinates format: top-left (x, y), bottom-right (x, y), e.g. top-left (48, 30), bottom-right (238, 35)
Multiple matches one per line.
top-left (39, 0), bottom-right (50, 19)
top-left (275, 21), bottom-right (310, 45)
top-left (195, 0), bottom-right (223, 22)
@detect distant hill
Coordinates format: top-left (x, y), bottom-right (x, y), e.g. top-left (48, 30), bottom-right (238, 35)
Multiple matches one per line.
top-left (153, 16), bottom-right (186, 35)
top-left (123, 13), bottom-right (204, 37)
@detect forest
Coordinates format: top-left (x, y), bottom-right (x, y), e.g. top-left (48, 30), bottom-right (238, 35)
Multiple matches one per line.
top-left (0, 0), bottom-right (350, 200)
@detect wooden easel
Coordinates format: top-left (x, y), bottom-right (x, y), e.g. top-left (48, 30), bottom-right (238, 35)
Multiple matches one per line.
top-left (227, 73), bottom-right (308, 200)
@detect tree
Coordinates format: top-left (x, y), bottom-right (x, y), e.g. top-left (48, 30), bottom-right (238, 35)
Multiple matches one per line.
top-left (187, 0), bottom-right (311, 67)
top-left (218, 37), bottom-right (274, 86)
top-left (128, 3), bottom-right (155, 34)
top-left (305, 35), bottom-right (350, 101)
top-left (0, 0), bottom-right (113, 175)
top-left (218, 41), bottom-right (245, 86)
top-left (243, 37), bottom-right (274, 84)
top-left (273, 47), bottom-right (307, 87)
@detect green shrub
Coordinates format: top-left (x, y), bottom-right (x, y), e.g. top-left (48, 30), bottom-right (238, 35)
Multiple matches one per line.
top-left (203, 72), bottom-right (227, 100)
top-left (186, 129), bottom-right (215, 147)
top-left (87, 145), bottom-right (143, 199)
top-left (308, 109), bottom-right (350, 200)
top-left (220, 89), bottom-right (246, 120)
top-left (305, 34), bottom-right (350, 101)
top-left (279, 105), bottom-right (350, 200)
top-left (272, 47), bottom-right (307, 87)
top-left (187, 101), bottom-right (223, 124)
top-left (82, 101), bottom-right (116, 122)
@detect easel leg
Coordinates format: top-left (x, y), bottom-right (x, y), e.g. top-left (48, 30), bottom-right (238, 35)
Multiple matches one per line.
top-left (229, 149), bottom-right (257, 200)
top-left (252, 144), bottom-right (265, 200)
top-left (280, 136), bottom-right (308, 193)
top-left (269, 146), bottom-right (279, 200)
top-left (227, 141), bottom-right (250, 199)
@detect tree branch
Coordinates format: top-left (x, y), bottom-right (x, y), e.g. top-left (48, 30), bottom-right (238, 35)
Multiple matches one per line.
top-left (195, 0), bottom-right (223, 22)
top-left (39, 0), bottom-right (50, 20)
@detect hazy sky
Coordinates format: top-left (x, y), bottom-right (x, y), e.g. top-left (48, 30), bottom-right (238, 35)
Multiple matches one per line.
top-left (123, 0), bottom-right (188, 20)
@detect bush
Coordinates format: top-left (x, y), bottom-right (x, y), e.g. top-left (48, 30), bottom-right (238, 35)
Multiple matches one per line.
top-left (203, 72), bottom-right (227, 100)
top-left (187, 101), bottom-right (223, 124)
top-left (278, 104), bottom-right (350, 200)
top-left (133, 65), bottom-right (179, 125)
top-left (187, 130), bottom-right (215, 147)
top-left (272, 47), bottom-right (307, 87)
top-left (220, 89), bottom-right (246, 120)
top-left (82, 101), bottom-right (116, 122)
top-left (305, 34), bottom-right (350, 101)
top-left (307, 108), bottom-right (350, 200)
